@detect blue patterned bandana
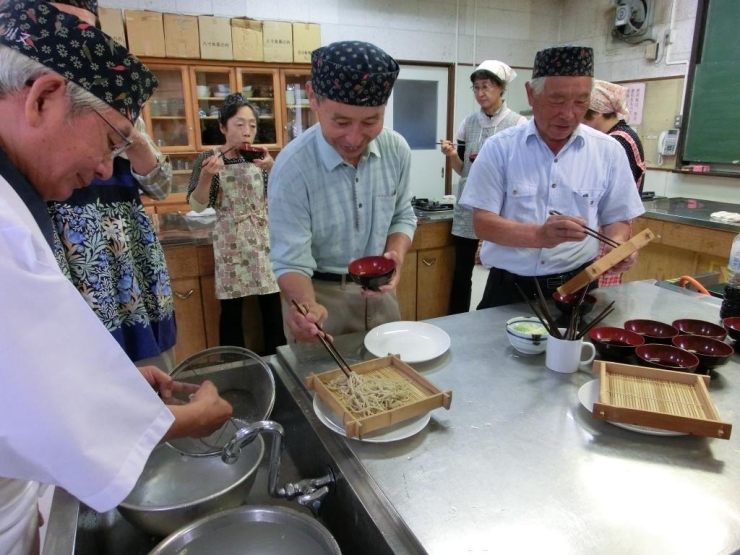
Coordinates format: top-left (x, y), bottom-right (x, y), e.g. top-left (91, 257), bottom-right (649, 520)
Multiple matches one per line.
top-left (0, 0), bottom-right (157, 122)
top-left (311, 41), bottom-right (399, 107)
top-left (532, 46), bottom-right (594, 78)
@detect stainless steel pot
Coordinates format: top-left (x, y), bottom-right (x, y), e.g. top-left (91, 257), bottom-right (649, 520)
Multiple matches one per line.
top-left (148, 505), bottom-right (341, 555)
top-left (117, 435), bottom-right (264, 537)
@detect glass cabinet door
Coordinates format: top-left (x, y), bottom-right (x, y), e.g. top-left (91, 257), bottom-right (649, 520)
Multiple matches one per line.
top-left (144, 65), bottom-right (194, 152)
top-left (280, 70), bottom-right (317, 145)
top-left (190, 67), bottom-right (236, 150)
top-left (236, 68), bottom-right (279, 147)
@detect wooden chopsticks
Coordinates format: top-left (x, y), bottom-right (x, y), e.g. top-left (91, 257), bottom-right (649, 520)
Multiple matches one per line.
top-left (436, 141), bottom-right (460, 147)
top-left (291, 300), bottom-right (352, 378)
top-left (548, 210), bottom-right (620, 249)
top-left (218, 145), bottom-right (237, 159)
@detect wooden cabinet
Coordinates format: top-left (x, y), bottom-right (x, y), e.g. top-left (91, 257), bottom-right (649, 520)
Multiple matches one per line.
top-left (397, 221), bottom-right (456, 321)
top-left (140, 58), bottom-right (312, 154)
top-left (164, 243), bottom-right (265, 362)
top-left (623, 217), bottom-right (733, 283)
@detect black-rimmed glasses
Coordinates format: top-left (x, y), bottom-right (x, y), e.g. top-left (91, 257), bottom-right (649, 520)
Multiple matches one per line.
top-left (92, 109), bottom-right (133, 159)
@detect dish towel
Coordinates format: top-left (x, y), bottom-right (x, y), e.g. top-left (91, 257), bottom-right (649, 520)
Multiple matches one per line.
top-left (710, 211), bottom-right (740, 223)
top-left (185, 208), bottom-right (216, 218)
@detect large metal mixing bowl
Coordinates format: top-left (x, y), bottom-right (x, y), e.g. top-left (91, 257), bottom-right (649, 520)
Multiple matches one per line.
top-left (148, 505), bottom-right (342, 555)
top-left (117, 435), bottom-right (264, 537)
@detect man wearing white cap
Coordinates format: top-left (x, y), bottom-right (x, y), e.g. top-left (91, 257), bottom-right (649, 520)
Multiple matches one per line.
top-left (440, 60), bottom-right (526, 314)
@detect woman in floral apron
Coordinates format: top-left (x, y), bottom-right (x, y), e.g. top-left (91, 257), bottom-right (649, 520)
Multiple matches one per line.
top-left (187, 93), bottom-right (285, 354)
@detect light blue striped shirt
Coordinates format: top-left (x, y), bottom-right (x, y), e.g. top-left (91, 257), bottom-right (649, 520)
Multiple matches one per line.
top-left (459, 119), bottom-right (645, 276)
top-left (268, 125), bottom-right (417, 278)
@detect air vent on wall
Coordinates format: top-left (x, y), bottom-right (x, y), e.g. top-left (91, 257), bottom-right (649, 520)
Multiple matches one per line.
top-left (612, 0), bottom-right (653, 40)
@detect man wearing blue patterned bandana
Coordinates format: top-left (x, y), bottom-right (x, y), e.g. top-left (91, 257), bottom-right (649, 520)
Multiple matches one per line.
top-left (269, 40), bottom-right (417, 343)
top-left (459, 45), bottom-right (645, 308)
top-left (0, 2), bottom-right (231, 553)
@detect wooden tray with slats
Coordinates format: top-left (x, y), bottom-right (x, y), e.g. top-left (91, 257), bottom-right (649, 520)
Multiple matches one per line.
top-left (591, 360), bottom-right (732, 439)
top-left (306, 355), bottom-right (452, 439)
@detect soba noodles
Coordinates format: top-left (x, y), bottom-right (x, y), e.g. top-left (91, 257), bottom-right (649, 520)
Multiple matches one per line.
top-left (327, 372), bottom-right (416, 418)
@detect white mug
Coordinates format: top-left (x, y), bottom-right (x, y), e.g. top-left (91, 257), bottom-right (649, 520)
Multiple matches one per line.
top-left (545, 329), bottom-right (596, 374)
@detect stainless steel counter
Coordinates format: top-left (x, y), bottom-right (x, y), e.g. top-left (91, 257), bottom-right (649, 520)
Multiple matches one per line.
top-left (642, 197), bottom-right (740, 233)
top-left (275, 281), bottom-right (740, 555)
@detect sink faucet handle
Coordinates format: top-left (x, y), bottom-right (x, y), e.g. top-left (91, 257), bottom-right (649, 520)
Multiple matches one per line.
top-left (297, 485), bottom-right (331, 517)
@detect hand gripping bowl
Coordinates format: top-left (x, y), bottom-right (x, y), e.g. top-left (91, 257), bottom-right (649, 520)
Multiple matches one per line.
top-left (348, 256), bottom-right (396, 291)
top-left (118, 347), bottom-right (276, 536)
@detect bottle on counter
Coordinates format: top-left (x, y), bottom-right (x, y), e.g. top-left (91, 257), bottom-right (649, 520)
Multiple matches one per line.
top-left (721, 233), bottom-right (740, 319)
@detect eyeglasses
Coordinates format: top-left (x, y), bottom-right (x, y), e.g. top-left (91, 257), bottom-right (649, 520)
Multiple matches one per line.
top-left (470, 85), bottom-right (496, 93)
top-left (92, 109), bottom-right (133, 159)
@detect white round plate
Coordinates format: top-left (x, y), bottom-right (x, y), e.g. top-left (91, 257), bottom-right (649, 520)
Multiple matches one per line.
top-left (364, 321), bottom-right (450, 363)
top-left (312, 395), bottom-right (430, 443)
top-left (578, 379), bottom-right (686, 437)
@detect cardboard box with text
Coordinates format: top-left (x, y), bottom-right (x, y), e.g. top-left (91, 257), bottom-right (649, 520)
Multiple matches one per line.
top-left (292, 23), bottom-right (320, 63)
top-left (99, 8), bottom-right (126, 48)
top-left (125, 10), bottom-right (165, 57)
top-left (262, 21), bottom-right (293, 63)
top-left (198, 16), bottom-right (233, 60)
top-left (232, 18), bottom-right (263, 61)
top-left (164, 14), bottom-right (200, 58)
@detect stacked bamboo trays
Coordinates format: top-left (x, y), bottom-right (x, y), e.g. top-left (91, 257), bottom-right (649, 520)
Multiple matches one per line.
top-left (591, 360), bottom-right (732, 439)
top-left (306, 355), bottom-right (452, 439)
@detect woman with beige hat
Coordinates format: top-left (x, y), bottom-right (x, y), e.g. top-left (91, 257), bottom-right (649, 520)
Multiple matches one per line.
top-left (440, 60), bottom-right (526, 314)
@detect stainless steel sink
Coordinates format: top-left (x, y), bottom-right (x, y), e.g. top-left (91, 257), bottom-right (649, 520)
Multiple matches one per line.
top-left (43, 359), bottom-right (427, 555)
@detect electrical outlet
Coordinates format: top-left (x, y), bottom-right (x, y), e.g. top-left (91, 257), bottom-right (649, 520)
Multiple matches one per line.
top-left (674, 115), bottom-right (682, 127)
top-left (645, 43), bottom-right (659, 60)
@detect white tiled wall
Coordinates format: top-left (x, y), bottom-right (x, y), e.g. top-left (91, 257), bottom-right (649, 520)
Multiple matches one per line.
top-left (106, 0), bottom-right (736, 202)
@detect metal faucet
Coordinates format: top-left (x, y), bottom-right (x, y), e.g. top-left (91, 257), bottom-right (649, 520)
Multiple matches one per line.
top-left (222, 420), bottom-right (334, 516)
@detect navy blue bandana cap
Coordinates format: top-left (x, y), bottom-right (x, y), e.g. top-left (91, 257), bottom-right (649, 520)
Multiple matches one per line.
top-left (532, 46), bottom-right (594, 78)
top-left (310, 40), bottom-right (399, 107)
top-left (0, 0), bottom-right (157, 123)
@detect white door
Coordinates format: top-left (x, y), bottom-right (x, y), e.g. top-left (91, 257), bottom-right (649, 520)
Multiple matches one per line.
top-left (384, 65), bottom-right (449, 201)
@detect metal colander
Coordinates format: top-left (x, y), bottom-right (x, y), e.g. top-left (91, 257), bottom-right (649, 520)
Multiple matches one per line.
top-left (166, 346), bottom-right (276, 457)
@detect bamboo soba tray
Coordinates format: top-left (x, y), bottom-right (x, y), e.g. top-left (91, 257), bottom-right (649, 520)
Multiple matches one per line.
top-left (306, 355), bottom-right (452, 439)
top-left (591, 360), bottom-right (732, 439)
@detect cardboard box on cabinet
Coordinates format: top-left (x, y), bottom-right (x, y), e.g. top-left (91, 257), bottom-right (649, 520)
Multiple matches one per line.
top-left (232, 18), bottom-right (264, 61)
top-left (198, 16), bottom-right (233, 60)
top-left (292, 23), bottom-right (320, 63)
top-left (125, 10), bottom-right (166, 57)
top-left (164, 14), bottom-right (200, 58)
top-left (99, 8), bottom-right (127, 48)
top-left (262, 21), bottom-right (293, 63)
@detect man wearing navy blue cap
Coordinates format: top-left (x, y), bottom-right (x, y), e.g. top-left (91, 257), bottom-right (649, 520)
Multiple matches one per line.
top-left (269, 41), bottom-right (417, 342)
top-left (459, 45), bottom-right (645, 308)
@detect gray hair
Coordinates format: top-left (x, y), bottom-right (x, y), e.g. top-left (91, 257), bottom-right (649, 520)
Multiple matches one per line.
top-left (529, 76), bottom-right (594, 97)
top-left (0, 45), bottom-right (107, 117)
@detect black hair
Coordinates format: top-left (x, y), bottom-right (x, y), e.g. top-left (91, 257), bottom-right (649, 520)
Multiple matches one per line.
top-left (470, 70), bottom-right (504, 88)
top-left (218, 93), bottom-right (260, 129)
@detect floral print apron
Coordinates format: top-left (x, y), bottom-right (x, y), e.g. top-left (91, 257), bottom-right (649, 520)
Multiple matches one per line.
top-left (213, 155), bottom-right (279, 299)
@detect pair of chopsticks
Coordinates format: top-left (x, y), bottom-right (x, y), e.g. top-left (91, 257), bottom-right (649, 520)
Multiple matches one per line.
top-left (218, 145), bottom-right (237, 159)
top-left (516, 281), bottom-right (562, 339)
top-left (548, 210), bottom-right (620, 249)
top-left (576, 301), bottom-right (615, 340)
top-left (436, 141), bottom-right (460, 147)
top-left (291, 300), bottom-right (352, 378)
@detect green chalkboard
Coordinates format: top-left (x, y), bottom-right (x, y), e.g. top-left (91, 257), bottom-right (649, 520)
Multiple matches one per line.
top-left (701, 0), bottom-right (740, 63)
top-left (683, 62), bottom-right (740, 165)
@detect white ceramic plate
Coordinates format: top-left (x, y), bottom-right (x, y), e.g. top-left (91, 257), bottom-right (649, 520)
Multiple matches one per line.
top-left (313, 395), bottom-right (430, 443)
top-left (578, 379), bottom-right (686, 437)
top-left (364, 321), bottom-right (451, 363)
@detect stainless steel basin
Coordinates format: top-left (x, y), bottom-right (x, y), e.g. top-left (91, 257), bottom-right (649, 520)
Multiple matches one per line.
top-left (43, 358), bottom-right (428, 555)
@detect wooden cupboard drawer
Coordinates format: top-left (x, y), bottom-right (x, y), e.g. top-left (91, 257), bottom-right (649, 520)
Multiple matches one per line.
top-left (165, 245), bottom-right (200, 278)
top-left (171, 276), bottom-right (206, 362)
top-left (410, 221), bottom-right (454, 251)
